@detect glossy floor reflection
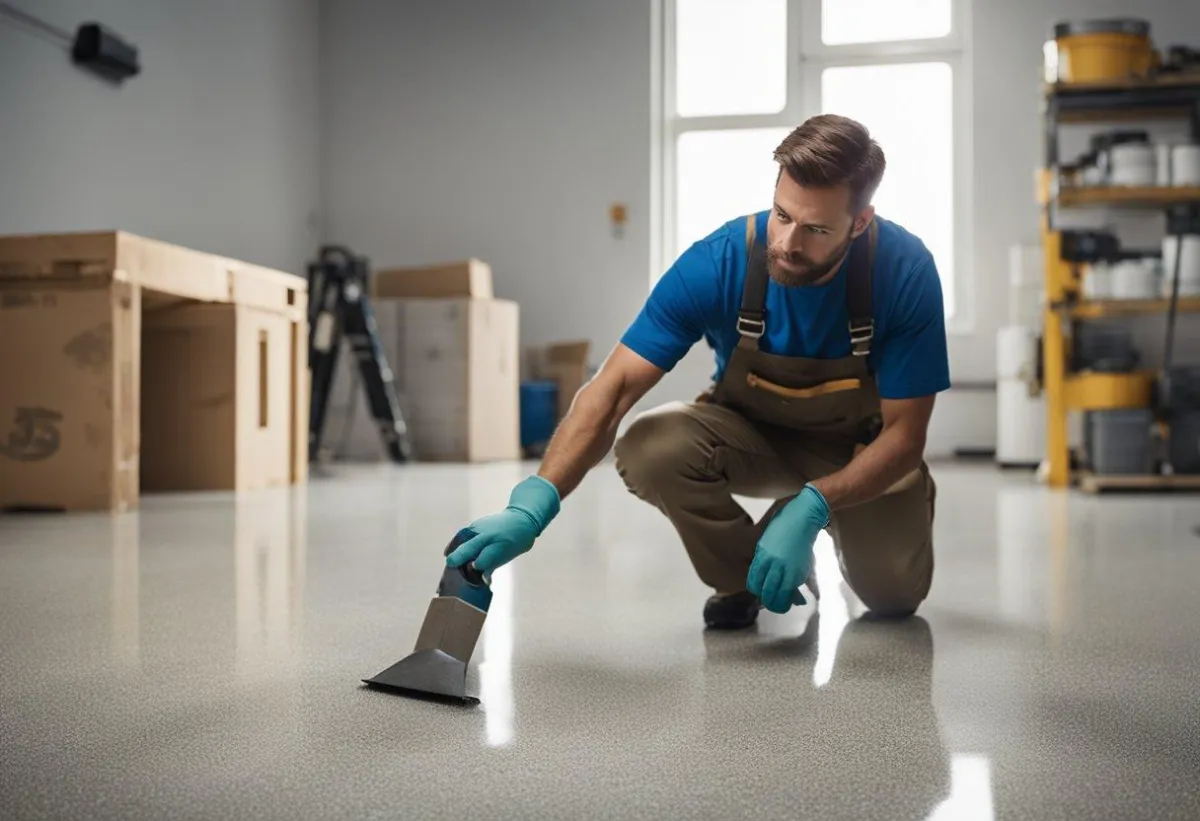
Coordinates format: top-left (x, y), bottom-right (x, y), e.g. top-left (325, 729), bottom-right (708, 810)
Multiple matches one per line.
top-left (2, 462), bottom-right (1199, 820)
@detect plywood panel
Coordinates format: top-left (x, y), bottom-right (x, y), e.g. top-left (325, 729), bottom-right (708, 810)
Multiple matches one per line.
top-left (112, 282), bottom-right (141, 511)
top-left (291, 319), bottom-right (310, 484)
top-left (0, 232), bottom-right (117, 280)
top-left (468, 300), bottom-right (520, 461)
top-left (235, 306), bottom-right (294, 491)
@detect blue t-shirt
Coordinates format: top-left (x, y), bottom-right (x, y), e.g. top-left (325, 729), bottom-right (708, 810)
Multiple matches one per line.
top-left (621, 211), bottom-right (950, 400)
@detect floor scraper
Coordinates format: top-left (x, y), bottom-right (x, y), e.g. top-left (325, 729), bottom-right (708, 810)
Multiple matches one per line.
top-left (362, 531), bottom-right (492, 705)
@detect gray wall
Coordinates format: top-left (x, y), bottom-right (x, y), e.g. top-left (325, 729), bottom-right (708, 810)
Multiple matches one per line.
top-left (322, 0), bottom-right (655, 356)
top-left (0, 0), bottom-right (321, 276)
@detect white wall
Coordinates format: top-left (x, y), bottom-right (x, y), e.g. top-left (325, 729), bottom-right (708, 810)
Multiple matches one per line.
top-left (326, 0), bottom-right (1200, 458)
top-left (0, 0), bottom-right (322, 276)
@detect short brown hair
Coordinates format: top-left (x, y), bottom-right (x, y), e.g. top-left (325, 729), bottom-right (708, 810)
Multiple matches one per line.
top-left (773, 114), bottom-right (886, 212)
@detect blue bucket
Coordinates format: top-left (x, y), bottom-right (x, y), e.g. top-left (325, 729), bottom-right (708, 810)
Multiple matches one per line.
top-left (520, 381), bottom-right (559, 451)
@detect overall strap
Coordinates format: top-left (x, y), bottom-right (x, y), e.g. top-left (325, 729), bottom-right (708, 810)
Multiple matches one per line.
top-left (846, 219), bottom-right (878, 357)
top-left (739, 213), bottom-right (877, 355)
top-left (737, 214), bottom-right (769, 348)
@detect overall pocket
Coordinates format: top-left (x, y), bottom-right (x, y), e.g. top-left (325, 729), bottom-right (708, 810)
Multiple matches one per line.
top-left (740, 371), bottom-right (864, 430)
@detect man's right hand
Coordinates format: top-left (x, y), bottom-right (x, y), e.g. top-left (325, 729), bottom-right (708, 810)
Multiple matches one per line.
top-left (445, 475), bottom-right (561, 573)
top-left (444, 343), bottom-right (664, 575)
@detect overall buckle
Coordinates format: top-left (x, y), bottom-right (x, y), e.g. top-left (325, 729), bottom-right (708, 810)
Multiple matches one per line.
top-left (848, 320), bottom-right (874, 356)
top-left (737, 316), bottom-right (765, 339)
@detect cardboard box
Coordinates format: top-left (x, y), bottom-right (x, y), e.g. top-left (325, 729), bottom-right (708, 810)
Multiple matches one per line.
top-left (371, 259), bottom-right (493, 300)
top-left (140, 302), bottom-right (303, 493)
top-left (0, 230), bottom-right (308, 512)
top-left (0, 282), bottom-right (142, 511)
top-left (529, 340), bottom-right (592, 421)
top-left (350, 296), bottom-right (516, 465)
top-left (315, 297), bottom-right (519, 463)
top-left (389, 299), bottom-right (520, 462)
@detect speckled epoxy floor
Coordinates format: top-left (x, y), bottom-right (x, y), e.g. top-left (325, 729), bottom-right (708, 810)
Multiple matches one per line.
top-left (2, 462), bottom-right (1200, 820)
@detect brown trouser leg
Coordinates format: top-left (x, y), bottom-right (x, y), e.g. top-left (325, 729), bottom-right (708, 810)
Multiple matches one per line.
top-left (613, 401), bottom-right (935, 617)
top-left (613, 401), bottom-right (806, 593)
top-left (827, 464), bottom-right (936, 617)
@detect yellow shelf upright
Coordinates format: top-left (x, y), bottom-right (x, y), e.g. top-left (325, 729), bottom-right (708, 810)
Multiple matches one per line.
top-left (1040, 223), bottom-right (1072, 487)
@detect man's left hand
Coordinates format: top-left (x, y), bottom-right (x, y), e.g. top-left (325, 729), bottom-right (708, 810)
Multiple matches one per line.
top-left (746, 485), bottom-right (829, 613)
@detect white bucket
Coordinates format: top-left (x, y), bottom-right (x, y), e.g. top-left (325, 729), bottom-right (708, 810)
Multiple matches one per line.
top-left (1112, 259), bottom-right (1159, 299)
top-left (996, 325), bottom-right (1038, 381)
top-left (1155, 142), bottom-right (1173, 187)
top-left (1172, 144), bottom-right (1200, 186)
top-left (1082, 261), bottom-right (1114, 299)
top-left (997, 379), bottom-right (1046, 466)
top-left (1162, 235), bottom-right (1200, 296)
top-left (1110, 143), bottom-right (1156, 187)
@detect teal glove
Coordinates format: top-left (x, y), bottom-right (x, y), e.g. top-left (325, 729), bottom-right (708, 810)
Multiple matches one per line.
top-left (747, 485), bottom-right (829, 614)
top-left (445, 475), bottom-right (561, 573)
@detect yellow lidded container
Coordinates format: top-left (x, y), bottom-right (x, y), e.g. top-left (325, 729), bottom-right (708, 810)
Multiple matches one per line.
top-left (1044, 19), bottom-right (1157, 85)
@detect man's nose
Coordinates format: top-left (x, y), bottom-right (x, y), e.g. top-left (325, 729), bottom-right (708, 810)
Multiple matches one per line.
top-left (779, 225), bottom-right (805, 256)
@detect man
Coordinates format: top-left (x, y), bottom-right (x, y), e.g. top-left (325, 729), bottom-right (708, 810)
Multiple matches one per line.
top-left (447, 114), bottom-right (950, 628)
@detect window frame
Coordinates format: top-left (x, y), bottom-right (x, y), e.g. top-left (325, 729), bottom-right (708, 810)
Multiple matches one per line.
top-left (655, 0), bottom-right (974, 334)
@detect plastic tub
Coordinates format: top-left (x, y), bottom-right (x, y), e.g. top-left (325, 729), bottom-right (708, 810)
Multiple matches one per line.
top-left (1087, 409), bottom-right (1153, 475)
top-left (1073, 324), bottom-right (1137, 371)
top-left (1168, 366), bottom-right (1200, 411)
top-left (1047, 20), bottom-right (1154, 85)
top-left (1169, 412), bottom-right (1200, 474)
top-left (520, 381), bottom-right (559, 452)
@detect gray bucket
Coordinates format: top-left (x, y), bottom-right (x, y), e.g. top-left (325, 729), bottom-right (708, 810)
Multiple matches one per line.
top-left (1169, 412), bottom-right (1200, 474)
top-left (1169, 366), bottom-right (1200, 411)
top-left (1074, 324), bottom-right (1138, 372)
top-left (1087, 409), bottom-right (1154, 475)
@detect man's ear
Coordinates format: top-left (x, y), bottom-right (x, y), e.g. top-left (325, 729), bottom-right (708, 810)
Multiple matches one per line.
top-left (851, 206), bottom-right (876, 237)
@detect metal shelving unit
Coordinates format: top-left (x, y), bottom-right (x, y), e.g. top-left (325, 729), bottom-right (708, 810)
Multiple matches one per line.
top-left (1038, 76), bottom-right (1200, 490)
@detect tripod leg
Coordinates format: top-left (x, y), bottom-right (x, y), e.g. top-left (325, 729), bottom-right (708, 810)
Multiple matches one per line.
top-left (306, 268), bottom-right (344, 462)
top-left (340, 284), bottom-right (413, 462)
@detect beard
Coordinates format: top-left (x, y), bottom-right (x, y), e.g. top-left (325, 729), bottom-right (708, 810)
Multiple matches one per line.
top-left (767, 229), bottom-right (855, 287)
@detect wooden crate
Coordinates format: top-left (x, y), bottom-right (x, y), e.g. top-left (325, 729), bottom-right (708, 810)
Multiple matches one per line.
top-left (0, 231), bottom-right (308, 512)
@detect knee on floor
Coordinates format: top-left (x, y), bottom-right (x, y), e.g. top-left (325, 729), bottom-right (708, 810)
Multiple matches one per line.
top-left (855, 589), bottom-right (924, 619)
top-left (613, 406), bottom-right (706, 488)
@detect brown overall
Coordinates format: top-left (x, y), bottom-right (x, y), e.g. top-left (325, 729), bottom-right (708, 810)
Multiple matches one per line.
top-left (614, 216), bottom-right (936, 617)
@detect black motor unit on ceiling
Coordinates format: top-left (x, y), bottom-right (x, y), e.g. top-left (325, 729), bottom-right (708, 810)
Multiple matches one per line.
top-left (0, 2), bottom-right (140, 84)
top-left (71, 23), bottom-right (140, 82)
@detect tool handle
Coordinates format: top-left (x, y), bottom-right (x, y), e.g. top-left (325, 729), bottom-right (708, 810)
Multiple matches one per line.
top-left (444, 528), bottom-right (488, 587)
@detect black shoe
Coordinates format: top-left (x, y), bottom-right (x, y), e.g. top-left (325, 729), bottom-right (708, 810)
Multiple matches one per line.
top-left (703, 591), bottom-right (761, 630)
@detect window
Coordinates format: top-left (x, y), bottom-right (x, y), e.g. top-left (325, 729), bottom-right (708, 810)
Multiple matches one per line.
top-left (674, 0), bottom-right (788, 117)
top-left (660, 0), bottom-right (969, 325)
top-left (676, 127), bottom-right (792, 258)
top-left (820, 0), bottom-right (952, 45)
top-left (821, 62), bottom-right (955, 309)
